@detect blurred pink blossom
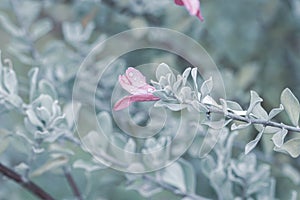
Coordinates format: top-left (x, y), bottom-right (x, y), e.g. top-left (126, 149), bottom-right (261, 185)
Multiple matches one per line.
top-left (175, 0), bottom-right (204, 21)
top-left (114, 67), bottom-right (160, 111)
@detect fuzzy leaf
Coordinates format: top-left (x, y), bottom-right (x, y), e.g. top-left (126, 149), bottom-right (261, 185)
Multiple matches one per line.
top-left (281, 88), bottom-right (300, 126)
top-left (272, 129), bottom-right (288, 147)
top-left (178, 159), bottom-right (196, 193)
top-left (31, 18), bottom-right (53, 40)
top-left (245, 128), bottom-right (264, 154)
top-left (200, 77), bottom-right (213, 97)
top-left (162, 161), bottom-right (186, 192)
top-left (280, 138), bottom-right (300, 158)
top-left (30, 156), bottom-right (68, 177)
top-left (156, 63), bottom-right (174, 80)
top-left (246, 91), bottom-right (264, 117)
top-left (38, 79), bottom-right (57, 100)
top-left (268, 104), bottom-right (284, 120)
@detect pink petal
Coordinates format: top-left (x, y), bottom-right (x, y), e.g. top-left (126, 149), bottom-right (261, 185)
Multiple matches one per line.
top-left (182, 0), bottom-right (199, 16)
top-left (113, 94), bottom-right (159, 111)
top-left (174, 0), bottom-right (184, 5)
top-left (125, 67), bottom-right (147, 88)
top-left (196, 9), bottom-right (204, 21)
top-left (113, 96), bottom-right (132, 111)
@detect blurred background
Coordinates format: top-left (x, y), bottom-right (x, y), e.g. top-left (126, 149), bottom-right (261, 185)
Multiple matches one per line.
top-left (0, 0), bottom-right (300, 199)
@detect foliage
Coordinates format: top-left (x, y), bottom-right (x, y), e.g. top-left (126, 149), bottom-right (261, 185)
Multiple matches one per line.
top-left (0, 0), bottom-right (300, 200)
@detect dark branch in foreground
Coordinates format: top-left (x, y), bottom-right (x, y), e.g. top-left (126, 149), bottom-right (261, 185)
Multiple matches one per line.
top-left (0, 162), bottom-right (55, 200)
top-left (63, 166), bottom-right (83, 200)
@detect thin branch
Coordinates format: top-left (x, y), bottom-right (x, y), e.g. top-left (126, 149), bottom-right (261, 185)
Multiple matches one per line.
top-left (143, 175), bottom-right (211, 200)
top-left (63, 166), bottom-right (83, 200)
top-left (0, 162), bottom-right (55, 200)
top-left (207, 106), bottom-right (300, 133)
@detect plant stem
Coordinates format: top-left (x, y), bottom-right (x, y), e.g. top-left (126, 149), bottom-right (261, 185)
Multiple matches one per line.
top-left (0, 162), bottom-right (55, 200)
top-left (208, 106), bottom-right (300, 133)
top-left (63, 166), bottom-right (83, 200)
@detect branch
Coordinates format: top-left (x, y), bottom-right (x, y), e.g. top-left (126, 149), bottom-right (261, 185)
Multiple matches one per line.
top-left (0, 162), bottom-right (55, 200)
top-left (143, 175), bottom-right (211, 200)
top-left (208, 106), bottom-right (300, 133)
top-left (63, 166), bottom-right (83, 200)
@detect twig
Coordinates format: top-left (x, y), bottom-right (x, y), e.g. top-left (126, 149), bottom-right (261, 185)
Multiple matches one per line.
top-left (0, 162), bottom-right (55, 200)
top-left (208, 106), bottom-right (300, 133)
top-left (63, 166), bottom-right (83, 200)
top-left (143, 175), bottom-right (211, 200)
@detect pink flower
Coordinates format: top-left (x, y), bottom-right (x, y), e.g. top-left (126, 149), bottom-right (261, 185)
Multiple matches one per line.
top-left (175, 0), bottom-right (204, 21)
top-left (113, 67), bottom-right (160, 111)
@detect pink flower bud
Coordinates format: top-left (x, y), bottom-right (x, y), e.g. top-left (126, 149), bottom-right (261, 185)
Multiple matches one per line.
top-left (114, 67), bottom-right (160, 111)
top-left (175, 0), bottom-right (204, 21)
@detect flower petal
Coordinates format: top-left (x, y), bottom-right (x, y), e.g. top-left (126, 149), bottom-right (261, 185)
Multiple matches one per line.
top-left (114, 96), bottom-right (132, 111)
top-left (174, 0), bottom-right (184, 5)
top-left (182, 0), bottom-right (199, 16)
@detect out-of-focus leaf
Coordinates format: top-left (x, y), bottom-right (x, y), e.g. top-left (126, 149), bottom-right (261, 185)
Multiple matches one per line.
top-left (73, 159), bottom-right (106, 172)
top-left (97, 111), bottom-right (112, 134)
top-left (30, 156), bottom-right (68, 177)
top-left (281, 88), bottom-right (300, 126)
top-left (38, 79), bottom-right (57, 100)
top-left (162, 161), bottom-right (186, 192)
top-left (156, 63), bottom-right (174, 81)
top-left (178, 159), bottom-right (196, 193)
top-left (28, 68), bottom-right (39, 102)
top-left (0, 13), bottom-right (24, 37)
top-left (31, 18), bottom-right (53, 40)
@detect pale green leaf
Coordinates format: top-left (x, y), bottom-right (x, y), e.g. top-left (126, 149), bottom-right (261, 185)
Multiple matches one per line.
top-left (200, 77), bottom-right (213, 97)
top-left (281, 88), bottom-right (300, 126)
top-left (162, 161), bottom-right (186, 192)
top-left (272, 129), bottom-right (288, 147)
top-left (245, 128), bottom-right (264, 154)
top-left (268, 104), bottom-right (284, 120)
top-left (30, 156), bottom-right (68, 177)
top-left (280, 138), bottom-right (300, 158)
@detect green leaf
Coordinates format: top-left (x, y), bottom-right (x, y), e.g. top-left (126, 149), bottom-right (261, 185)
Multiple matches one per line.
top-left (271, 129), bottom-right (288, 147)
top-left (246, 91), bottom-right (266, 118)
top-left (248, 91), bottom-right (268, 119)
top-left (245, 128), bottom-right (264, 154)
top-left (97, 111), bottom-right (112, 134)
top-left (3, 68), bottom-right (18, 94)
top-left (73, 159), bottom-right (105, 172)
top-left (31, 18), bottom-right (53, 41)
top-left (182, 67), bottom-right (191, 86)
top-left (268, 104), bottom-right (284, 120)
top-left (156, 63), bottom-right (173, 80)
top-left (162, 161), bottom-right (186, 192)
top-left (281, 88), bottom-right (300, 126)
top-left (0, 13), bottom-right (24, 37)
top-left (280, 138), bottom-right (300, 158)
top-left (30, 156), bottom-right (68, 177)
top-left (231, 122), bottom-right (251, 131)
top-left (38, 79), bottom-right (57, 100)
top-left (178, 159), bottom-right (196, 193)
top-left (28, 68), bottom-right (39, 102)
top-left (191, 68), bottom-right (200, 100)
top-left (200, 77), bottom-right (213, 97)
